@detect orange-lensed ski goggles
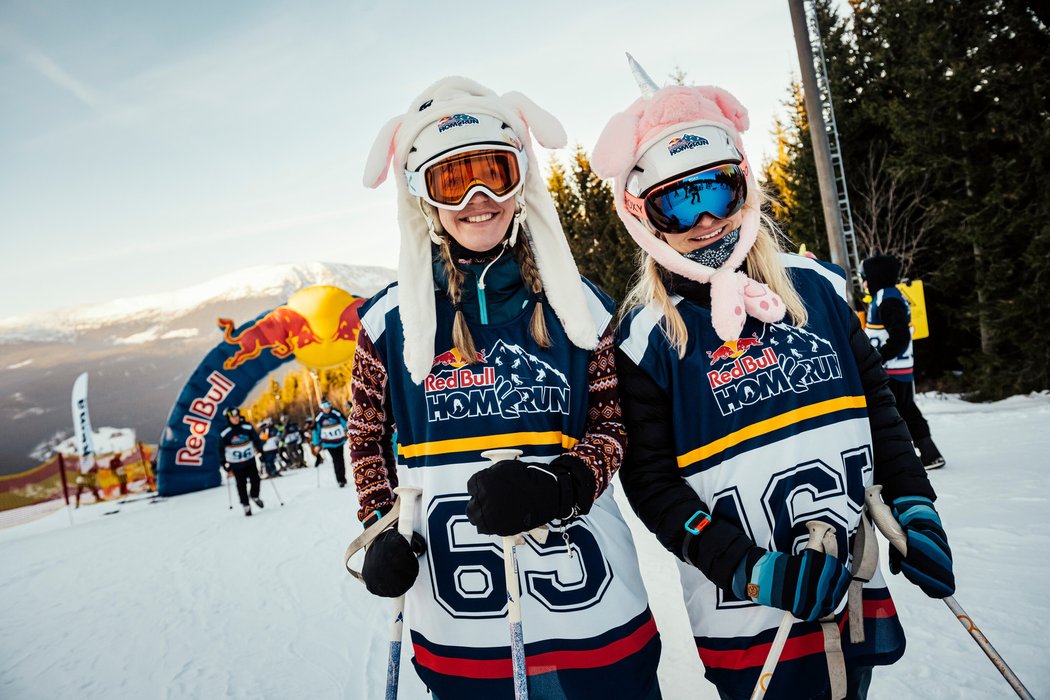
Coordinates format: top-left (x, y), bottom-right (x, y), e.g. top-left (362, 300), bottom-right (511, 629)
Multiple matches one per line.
top-left (406, 145), bottom-right (527, 210)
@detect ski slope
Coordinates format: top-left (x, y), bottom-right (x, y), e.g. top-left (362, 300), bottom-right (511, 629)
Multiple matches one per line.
top-left (1, 393), bottom-right (1048, 699)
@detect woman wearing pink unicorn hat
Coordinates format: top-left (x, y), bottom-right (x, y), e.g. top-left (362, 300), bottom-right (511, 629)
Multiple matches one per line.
top-left (594, 57), bottom-right (956, 700)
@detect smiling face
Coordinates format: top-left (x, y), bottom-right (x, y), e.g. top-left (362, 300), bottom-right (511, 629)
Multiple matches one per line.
top-left (661, 207), bottom-right (746, 255)
top-left (436, 192), bottom-right (515, 252)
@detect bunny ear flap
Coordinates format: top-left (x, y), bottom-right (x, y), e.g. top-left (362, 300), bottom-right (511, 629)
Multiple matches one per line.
top-left (704, 86), bottom-right (750, 134)
top-left (502, 91), bottom-right (566, 149)
top-left (592, 110), bottom-right (639, 180)
top-left (362, 115), bottom-right (402, 189)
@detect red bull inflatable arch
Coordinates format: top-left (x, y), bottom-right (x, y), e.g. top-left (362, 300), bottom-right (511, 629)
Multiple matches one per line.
top-left (156, 286), bottom-right (365, 497)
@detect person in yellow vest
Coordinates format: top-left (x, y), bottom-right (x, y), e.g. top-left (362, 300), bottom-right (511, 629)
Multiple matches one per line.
top-left (74, 466), bottom-right (102, 507)
top-left (862, 254), bottom-right (945, 469)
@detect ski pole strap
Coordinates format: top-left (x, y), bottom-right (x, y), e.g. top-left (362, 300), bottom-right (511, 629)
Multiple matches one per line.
top-left (847, 509), bottom-right (880, 644)
top-left (816, 529), bottom-right (846, 700)
top-left (344, 499), bottom-right (402, 582)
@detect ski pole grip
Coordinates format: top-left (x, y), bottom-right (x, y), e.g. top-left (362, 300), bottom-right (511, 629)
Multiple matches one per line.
top-left (865, 485), bottom-right (908, 556)
top-left (805, 520), bottom-right (833, 552)
top-left (481, 448), bottom-right (523, 463)
top-left (394, 486), bottom-right (423, 542)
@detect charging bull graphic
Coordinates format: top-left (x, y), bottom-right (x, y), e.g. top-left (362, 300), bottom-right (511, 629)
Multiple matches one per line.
top-left (218, 308), bottom-right (321, 370)
top-left (156, 286), bottom-right (367, 497)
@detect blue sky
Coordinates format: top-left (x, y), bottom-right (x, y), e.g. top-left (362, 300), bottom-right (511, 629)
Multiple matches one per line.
top-left (0, 0), bottom-right (808, 318)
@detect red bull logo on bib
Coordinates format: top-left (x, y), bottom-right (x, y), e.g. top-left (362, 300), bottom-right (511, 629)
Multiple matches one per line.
top-left (424, 340), bottom-right (570, 422)
top-left (706, 324), bottom-right (843, 416)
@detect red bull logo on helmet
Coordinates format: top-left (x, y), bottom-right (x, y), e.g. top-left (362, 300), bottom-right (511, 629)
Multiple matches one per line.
top-left (668, 133), bottom-right (709, 156)
top-left (437, 113), bottom-right (480, 132)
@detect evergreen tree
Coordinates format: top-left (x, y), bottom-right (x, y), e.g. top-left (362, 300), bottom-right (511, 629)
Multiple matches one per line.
top-left (547, 146), bottom-right (638, 301)
top-left (768, 0), bottom-right (1050, 396)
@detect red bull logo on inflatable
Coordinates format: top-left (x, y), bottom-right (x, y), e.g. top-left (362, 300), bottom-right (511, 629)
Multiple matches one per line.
top-left (218, 287), bottom-right (364, 371)
top-left (176, 371), bottom-right (235, 466)
top-left (218, 308), bottom-right (320, 370)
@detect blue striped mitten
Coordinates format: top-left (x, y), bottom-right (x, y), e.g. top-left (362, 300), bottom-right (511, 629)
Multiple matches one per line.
top-left (731, 547), bottom-right (851, 622)
top-left (889, 495), bottom-right (956, 598)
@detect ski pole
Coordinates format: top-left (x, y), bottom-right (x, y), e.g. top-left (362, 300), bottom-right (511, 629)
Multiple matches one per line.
top-left (386, 485), bottom-right (422, 700)
top-left (268, 475), bottom-right (284, 506)
top-left (751, 521), bottom-right (836, 700)
top-left (480, 449), bottom-right (550, 700)
top-left (226, 471), bottom-right (233, 510)
top-left (865, 486), bottom-right (1034, 700)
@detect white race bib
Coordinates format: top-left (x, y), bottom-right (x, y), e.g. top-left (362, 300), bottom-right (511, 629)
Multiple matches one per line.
top-left (225, 444), bottom-right (255, 463)
top-left (320, 424), bottom-right (346, 441)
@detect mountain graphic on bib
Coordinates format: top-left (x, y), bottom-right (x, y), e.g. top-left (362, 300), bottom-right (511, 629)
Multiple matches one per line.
top-left (424, 339), bottom-right (571, 422)
top-left (706, 322), bottom-right (842, 416)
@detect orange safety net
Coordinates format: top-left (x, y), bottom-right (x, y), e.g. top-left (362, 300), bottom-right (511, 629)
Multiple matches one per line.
top-left (0, 444), bottom-right (156, 528)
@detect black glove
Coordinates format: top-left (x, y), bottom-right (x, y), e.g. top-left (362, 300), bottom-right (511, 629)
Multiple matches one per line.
top-left (361, 528), bottom-right (426, 598)
top-left (466, 456), bottom-right (596, 536)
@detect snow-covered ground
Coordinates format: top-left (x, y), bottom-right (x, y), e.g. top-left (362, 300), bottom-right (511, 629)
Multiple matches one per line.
top-left (1, 394), bottom-right (1048, 699)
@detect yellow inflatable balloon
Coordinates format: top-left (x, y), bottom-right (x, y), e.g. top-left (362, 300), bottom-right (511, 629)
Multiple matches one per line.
top-left (284, 286), bottom-right (365, 369)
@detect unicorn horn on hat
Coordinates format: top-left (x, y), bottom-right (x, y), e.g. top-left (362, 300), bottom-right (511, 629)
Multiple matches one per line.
top-left (625, 52), bottom-right (660, 98)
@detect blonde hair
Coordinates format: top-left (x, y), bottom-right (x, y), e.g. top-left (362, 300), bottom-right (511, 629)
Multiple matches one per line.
top-left (623, 192), bottom-right (807, 358)
top-left (435, 227), bottom-right (551, 364)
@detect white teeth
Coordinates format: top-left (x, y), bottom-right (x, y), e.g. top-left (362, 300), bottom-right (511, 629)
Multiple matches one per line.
top-left (464, 213), bottom-right (495, 223)
top-left (693, 225), bottom-right (725, 241)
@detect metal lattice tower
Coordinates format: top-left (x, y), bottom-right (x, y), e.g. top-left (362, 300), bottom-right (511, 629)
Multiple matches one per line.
top-left (805, 1), bottom-right (862, 282)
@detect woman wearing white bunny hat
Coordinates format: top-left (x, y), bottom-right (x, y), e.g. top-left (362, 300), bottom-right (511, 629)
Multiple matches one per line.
top-left (596, 58), bottom-right (952, 699)
top-left (348, 76), bottom-right (662, 699)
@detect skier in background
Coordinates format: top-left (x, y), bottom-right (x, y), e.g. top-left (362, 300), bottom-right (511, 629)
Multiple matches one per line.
top-left (109, 453), bottom-right (128, 496)
top-left (862, 254), bottom-right (946, 469)
top-left (301, 418), bottom-right (317, 467)
top-left (281, 420), bottom-right (305, 469)
top-left (312, 399), bottom-right (348, 487)
top-left (219, 407), bottom-right (264, 516)
top-left (74, 465), bottom-right (102, 507)
top-left (258, 418), bottom-right (281, 478)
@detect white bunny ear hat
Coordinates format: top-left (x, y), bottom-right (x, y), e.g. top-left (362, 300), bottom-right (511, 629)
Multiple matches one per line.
top-left (363, 76), bottom-right (599, 384)
top-left (592, 56), bottom-right (785, 342)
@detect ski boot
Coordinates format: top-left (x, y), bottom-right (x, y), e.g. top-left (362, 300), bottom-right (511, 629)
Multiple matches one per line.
top-left (244, 504), bottom-right (252, 516)
top-left (253, 497), bottom-right (265, 509)
top-left (916, 436), bottom-right (946, 470)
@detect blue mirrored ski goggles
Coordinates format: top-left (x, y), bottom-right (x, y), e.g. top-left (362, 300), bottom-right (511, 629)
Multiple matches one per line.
top-left (625, 163), bottom-right (748, 234)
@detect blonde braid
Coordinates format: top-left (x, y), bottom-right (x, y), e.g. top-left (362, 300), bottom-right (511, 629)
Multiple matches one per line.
top-left (511, 232), bottom-right (552, 348)
top-left (437, 236), bottom-right (480, 363)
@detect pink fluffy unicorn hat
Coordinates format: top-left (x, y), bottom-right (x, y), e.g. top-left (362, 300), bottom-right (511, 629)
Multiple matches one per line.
top-left (591, 54), bottom-right (785, 341)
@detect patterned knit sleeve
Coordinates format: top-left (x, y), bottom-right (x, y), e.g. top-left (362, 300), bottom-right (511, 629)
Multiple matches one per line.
top-left (562, 326), bottom-right (626, 499)
top-left (348, 327), bottom-right (398, 523)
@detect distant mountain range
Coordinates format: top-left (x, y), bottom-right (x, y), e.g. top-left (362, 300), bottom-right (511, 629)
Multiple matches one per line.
top-left (0, 262), bottom-right (395, 476)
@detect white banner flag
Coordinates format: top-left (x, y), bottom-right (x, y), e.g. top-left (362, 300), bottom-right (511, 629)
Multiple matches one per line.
top-left (71, 372), bottom-right (96, 473)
